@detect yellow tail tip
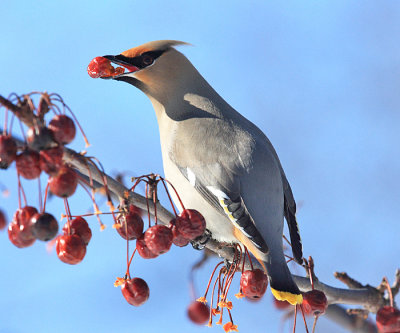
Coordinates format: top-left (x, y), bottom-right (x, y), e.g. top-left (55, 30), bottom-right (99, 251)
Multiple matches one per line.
top-left (271, 288), bottom-right (303, 305)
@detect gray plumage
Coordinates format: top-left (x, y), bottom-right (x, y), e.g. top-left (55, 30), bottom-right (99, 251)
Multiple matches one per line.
top-left (105, 40), bottom-right (303, 304)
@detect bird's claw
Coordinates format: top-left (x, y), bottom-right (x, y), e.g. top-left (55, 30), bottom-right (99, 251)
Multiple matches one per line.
top-left (191, 229), bottom-right (212, 250)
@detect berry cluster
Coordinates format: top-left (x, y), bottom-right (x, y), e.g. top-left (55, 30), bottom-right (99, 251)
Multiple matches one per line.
top-left (0, 93), bottom-right (90, 258)
top-left (112, 174), bottom-right (207, 308)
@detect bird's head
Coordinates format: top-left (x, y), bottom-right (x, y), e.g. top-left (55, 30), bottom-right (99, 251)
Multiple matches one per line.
top-left (102, 40), bottom-right (195, 102)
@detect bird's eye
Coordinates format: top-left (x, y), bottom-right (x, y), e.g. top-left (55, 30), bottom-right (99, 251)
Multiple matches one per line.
top-left (142, 55), bottom-right (154, 66)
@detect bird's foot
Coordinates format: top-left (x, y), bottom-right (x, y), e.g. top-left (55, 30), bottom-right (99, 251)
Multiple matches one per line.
top-left (191, 229), bottom-right (212, 250)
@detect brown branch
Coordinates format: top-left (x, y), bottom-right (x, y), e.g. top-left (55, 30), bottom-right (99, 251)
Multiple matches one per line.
top-left (335, 272), bottom-right (365, 289)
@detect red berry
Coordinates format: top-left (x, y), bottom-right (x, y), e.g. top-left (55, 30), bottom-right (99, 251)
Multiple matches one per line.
top-left (39, 146), bottom-right (64, 175)
top-left (144, 225), bottom-right (173, 255)
top-left (27, 126), bottom-right (55, 151)
top-left (136, 234), bottom-right (158, 259)
top-left (48, 115), bottom-right (76, 145)
top-left (7, 206), bottom-right (38, 248)
top-left (376, 306), bottom-right (400, 333)
top-left (16, 149), bottom-right (41, 179)
top-left (87, 57), bottom-right (115, 78)
top-left (8, 221), bottom-right (35, 248)
top-left (0, 209), bottom-right (6, 230)
top-left (121, 278), bottom-right (150, 306)
top-left (62, 216), bottom-right (92, 245)
top-left (0, 135), bottom-right (17, 169)
top-left (48, 166), bottom-right (78, 198)
top-left (116, 205), bottom-right (144, 240)
top-left (187, 301), bottom-right (210, 325)
top-left (240, 269), bottom-right (269, 299)
top-left (31, 212), bottom-right (59, 241)
top-left (302, 290), bottom-right (328, 316)
top-left (273, 298), bottom-right (291, 310)
top-left (175, 209), bottom-right (206, 240)
top-left (169, 219), bottom-right (189, 247)
top-left (56, 234), bottom-right (87, 264)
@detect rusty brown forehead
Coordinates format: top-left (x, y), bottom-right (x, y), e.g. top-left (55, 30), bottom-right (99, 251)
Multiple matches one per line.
top-left (121, 46), bottom-right (151, 58)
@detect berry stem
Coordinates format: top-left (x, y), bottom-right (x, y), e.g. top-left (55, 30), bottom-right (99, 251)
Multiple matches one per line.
top-left (145, 183), bottom-right (151, 228)
top-left (153, 182), bottom-right (158, 225)
top-left (244, 247), bottom-right (254, 271)
top-left (63, 198), bottom-right (71, 234)
top-left (160, 177), bottom-right (185, 211)
top-left (312, 316), bottom-right (318, 333)
top-left (160, 178), bottom-right (178, 216)
top-left (292, 305), bottom-right (297, 333)
top-left (299, 304), bottom-right (310, 333)
top-left (200, 261), bottom-right (224, 301)
top-left (9, 113), bottom-right (16, 136)
top-left (221, 246), bottom-right (241, 301)
top-left (42, 182), bottom-right (50, 212)
top-left (208, 270), bottom-right (222, 326)
top-left (17, 173), bottom-right (28, 207)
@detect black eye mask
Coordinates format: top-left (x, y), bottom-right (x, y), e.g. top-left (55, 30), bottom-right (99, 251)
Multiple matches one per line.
top-left (111, 50), bottom-right (165, 69)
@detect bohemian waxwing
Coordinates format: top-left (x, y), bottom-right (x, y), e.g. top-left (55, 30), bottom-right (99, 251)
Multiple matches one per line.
top-left (102, 40), bottom-right (303, 305)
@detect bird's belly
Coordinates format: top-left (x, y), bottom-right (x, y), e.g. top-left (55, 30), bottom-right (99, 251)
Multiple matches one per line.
top-left (162, 157), bottom-right (237, 244)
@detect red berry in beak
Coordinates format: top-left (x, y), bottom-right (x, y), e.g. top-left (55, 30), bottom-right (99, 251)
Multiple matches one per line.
top-left (56, 234), bottom-right (87, 264)
top-left (136, 234), bottom-right (158, 259)
top-left (39, 146), bottom-right (64, 175)
top-left (121, 278), bottom-right (150, 306)
top-left (48, 166), bottom-right (78, 198)
top-left (116, 205), bottom-right (144, 240)
top-left (31, 212), bottom-right (59, 241)
top-left (376, 306), bottom-right (400, 332)
top-left (16, 149), bottom-right (41, 179)
top-left (7, 206), bottom-right (38, 248)
top-left (62, 216), bottom-right (92, 245)
top-left (87, 57), bottom-right (122, 78)
top-left (144, 225), bottom-right (173, 255)
top-left (175, 209), bottom-right (206, 240)
top-left (0, 209), bottom-right (7, 230)
top-left (169, 219), bottom-right (190, 247)
top-left (187, 301), bottom-right (210, 325)
top-left (0, 135), bottom-right (17, 169)
top-left (302, 290), bottom-right (328, 316)
top-left (48, 115), bottom-right (76, 145)
top-left (240, 269), bottom-right (269, 299)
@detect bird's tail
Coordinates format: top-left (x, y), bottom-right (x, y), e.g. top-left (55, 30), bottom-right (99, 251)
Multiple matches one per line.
top-left (267, 258), bottom-right (303, 305)
top-left (284, 200), bottom-right (303, 264)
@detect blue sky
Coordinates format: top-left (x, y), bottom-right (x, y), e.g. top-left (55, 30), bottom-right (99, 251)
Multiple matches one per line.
top-left (0, 1), bottom-right (399, 332)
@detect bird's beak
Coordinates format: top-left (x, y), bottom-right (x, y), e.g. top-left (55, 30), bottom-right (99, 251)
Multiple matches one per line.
top-left (101, 55), bottom-right (139, 80)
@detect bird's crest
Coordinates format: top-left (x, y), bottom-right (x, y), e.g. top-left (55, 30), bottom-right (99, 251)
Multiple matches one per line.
top-left (121, 40), bottom-right (189, 58)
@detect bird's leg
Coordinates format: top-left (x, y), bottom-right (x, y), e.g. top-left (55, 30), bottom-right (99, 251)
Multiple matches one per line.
top-left (191, 228), bottom-right (212, 250)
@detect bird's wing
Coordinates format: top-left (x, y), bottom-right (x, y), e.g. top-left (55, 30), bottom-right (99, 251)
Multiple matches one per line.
top-left (176, 163), bottom-right (269, 254)
top-left (169, 113), bottom-right (302, 261)
top-left (169, 117), bottom-right (271, 254)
